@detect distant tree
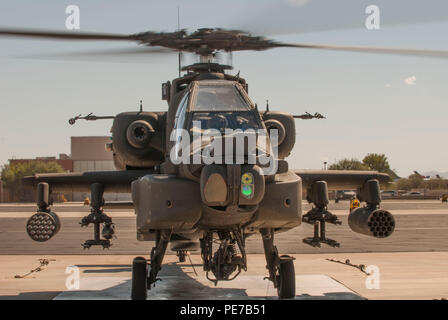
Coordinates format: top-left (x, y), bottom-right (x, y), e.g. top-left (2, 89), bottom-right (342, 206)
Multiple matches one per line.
top-left (1, 161), bottom-right (64, 201)
top-left (396, 173), bottom-right (425, 190)
top-left (396, 178), bottom-right (413, 190)
top-left (362, 153), bottom-right (399, 179)
top-left (328, 158), bottom-right (369, 171)
top-left (407, 173), bottom-right (425, 189)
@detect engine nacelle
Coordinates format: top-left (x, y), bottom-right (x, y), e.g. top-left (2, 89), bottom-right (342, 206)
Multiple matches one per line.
top-left (110, 112), bottom-right (166, 169)
top-left (348, 207), bottom-right (395, 238)
top-left (262, 111), bottom-right (295, 159)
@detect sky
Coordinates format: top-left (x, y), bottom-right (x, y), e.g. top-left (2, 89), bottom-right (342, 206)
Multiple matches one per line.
top-left (0, 0), bottom-right (447, 177)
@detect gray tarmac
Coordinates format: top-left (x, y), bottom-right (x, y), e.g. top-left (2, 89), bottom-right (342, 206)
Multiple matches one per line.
top-left (0, 200), bottom-right (447, 254)
top-left (2, 253), bottom-right (447, 300)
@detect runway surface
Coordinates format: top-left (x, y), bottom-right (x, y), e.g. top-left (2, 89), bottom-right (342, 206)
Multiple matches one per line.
top-left (0, 200), bottom-right (447, 300)
top-left (1, 253), bottom-right (447, 300)
top-left (54, 275), bottom-right (361, 300)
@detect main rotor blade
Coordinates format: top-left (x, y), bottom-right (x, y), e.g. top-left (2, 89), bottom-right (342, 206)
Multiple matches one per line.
top-left (20, 46), bottom-right (175, 57)
top-left (15, 46), bottom-right (176, 63)
top-left (0, 27), bottom-right (134, 41)
top-left (277, 42), bottom-right (448, 59)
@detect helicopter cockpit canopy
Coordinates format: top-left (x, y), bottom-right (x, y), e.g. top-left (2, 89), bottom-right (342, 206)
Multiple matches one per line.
top-left (174, 80), bottom-right (262, 136)
top-left (192, 82), bottom-right (250, 112)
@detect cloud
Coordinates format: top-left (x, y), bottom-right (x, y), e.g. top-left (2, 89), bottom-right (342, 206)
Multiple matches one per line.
top-left (404, 76), bottom-right (417, 85)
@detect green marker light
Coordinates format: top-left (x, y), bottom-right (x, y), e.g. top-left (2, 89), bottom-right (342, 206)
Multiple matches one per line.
top-left (242, 185), bottom-right (253, 197)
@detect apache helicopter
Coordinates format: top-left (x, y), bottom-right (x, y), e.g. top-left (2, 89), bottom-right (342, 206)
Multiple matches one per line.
top-left (1, 26), bottom-right (446, 300)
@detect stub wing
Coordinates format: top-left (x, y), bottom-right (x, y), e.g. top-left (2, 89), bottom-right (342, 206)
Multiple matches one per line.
top-left (23, 170), bottom-right (154, 193)
top-left (293, 169), bottom-right (390, 190)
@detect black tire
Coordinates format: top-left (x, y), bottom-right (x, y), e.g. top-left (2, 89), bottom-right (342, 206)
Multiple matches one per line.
top-left (277, 258), bottom-right (296, 299)
top-left (131, 256), bottom-right (148, 300)
top-left (178, 253), bottom-right (186, 263)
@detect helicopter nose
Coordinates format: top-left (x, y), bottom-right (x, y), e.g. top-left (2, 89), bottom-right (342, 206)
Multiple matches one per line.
top-left (199, 164), bottom-right (265, 208)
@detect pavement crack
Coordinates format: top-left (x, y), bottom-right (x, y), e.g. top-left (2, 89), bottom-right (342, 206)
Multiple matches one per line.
top-left (14, 258), bottom-right (56, 279)
top-left (325, 258), bottom-right (371, 275)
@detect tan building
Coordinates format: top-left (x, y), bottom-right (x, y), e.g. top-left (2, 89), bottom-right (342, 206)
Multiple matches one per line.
top-left (71, 136), bottom-right (115, 173)
top-left (70, 136), bottom-right (128, 201)
top-left (9, 155), bottom-right (73, 172)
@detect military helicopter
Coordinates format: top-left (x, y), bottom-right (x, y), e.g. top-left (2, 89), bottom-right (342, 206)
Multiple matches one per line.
top-left (1, 26), bottom-right (446, 300)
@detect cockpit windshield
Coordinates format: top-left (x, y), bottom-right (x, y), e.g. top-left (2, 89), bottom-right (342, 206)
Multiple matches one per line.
top-left (192, 84), bottom-right (250, 112)
top-left (188, 83), bottom-right (260, 134)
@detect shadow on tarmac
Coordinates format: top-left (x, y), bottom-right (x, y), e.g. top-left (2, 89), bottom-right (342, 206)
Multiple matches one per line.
top-left (1, 262), bottom-right (362, 300)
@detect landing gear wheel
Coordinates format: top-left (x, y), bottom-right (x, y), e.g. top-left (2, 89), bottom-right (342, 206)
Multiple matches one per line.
top-left (177, 250), bottom-right (186, 263)
top-left (277, 258), bottom-right (295, 299)
top-left (131, 256), bottom-right (148, 300)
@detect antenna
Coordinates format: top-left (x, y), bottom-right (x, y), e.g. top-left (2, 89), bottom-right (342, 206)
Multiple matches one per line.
top-left (140, 100), bottom-right (143, 112)
top-left (266, 100), bottom-right (270, 112)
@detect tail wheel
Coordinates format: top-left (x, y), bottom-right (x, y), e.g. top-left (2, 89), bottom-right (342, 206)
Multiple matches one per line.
top-left (131, 256), bottom-right (148, 300)
top-left (177, 250), bottom-right (187, 263)
top-left (277, 258), bottom-right (296, 299)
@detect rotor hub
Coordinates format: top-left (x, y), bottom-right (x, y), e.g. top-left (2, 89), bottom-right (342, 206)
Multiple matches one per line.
top-left (132, 28), bottom-right (278, 56)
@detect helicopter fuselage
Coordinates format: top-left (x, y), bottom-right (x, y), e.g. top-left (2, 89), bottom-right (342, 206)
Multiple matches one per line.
top-left (120, 67), bottom-right (302, 243)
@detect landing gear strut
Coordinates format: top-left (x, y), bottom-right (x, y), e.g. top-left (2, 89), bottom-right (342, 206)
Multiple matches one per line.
top-left (260, 228), bottom-right (296, 299)
top-left (148, 229), bottom-right (172, 286)
top-left (80, 183), bottom-right (115, 249)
